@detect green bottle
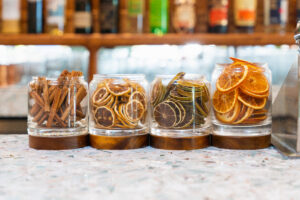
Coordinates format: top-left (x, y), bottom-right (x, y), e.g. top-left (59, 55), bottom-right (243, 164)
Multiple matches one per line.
top-left (149, 0), bottom-right (168, 35)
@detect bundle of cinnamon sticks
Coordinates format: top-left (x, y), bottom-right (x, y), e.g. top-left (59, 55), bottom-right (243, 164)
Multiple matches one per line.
top-left (29, 70), bottom-right (87, 128)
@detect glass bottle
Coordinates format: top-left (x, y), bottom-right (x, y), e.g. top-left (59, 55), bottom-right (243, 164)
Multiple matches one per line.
top-left (172, 0), bottom-right (196, 33)
top-left (264, 0), bottom-right (288, 33)
top-left (150, 0), bottom-right (168, 35)
top-left (46, 0), bottom-right (66, 35)
top-left (297, 0), bottom-right (300, 22)
top-left (125, 0), bottom-right (144, 33)
top-left (100, 0), bottom-right (119, 33)
top-left (212, 59), bottom-right (271, 137)
top-left (150, 73), bottom-right (210, 137)
top-left (74, 0), bottom-right (92, 33)
top-left (2, 0), bottom-right (21, 34)
top-left (89, 74), bottom-right (149, 136)
top-left (234, 0), bottom-right (257, 33)
top-left (208, 0), bottom-right (229, 33)
top-left (27, 0), bottom-right (43, 34)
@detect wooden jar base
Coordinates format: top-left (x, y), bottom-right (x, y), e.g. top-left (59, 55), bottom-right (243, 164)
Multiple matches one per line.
top-left (29, 134), bottom-right (89, 150)
top-left (212, 134), bottom-right (271, 150)
top-left (150, 134), bottom-right (210, 150)
top-left (90, 134), bottom-right (149, 150)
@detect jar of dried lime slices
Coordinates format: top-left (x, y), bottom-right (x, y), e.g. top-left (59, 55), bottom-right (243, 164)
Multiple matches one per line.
top-left (89, 74), bottom-right (149, 136)
top-left (150, 73), bottom-right (210, 137)
top-left (212, 58), bottom-right (272, 139)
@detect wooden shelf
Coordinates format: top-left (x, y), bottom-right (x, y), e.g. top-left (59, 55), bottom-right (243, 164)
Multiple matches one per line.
top-left (0, 33), bottom-right (295, 47)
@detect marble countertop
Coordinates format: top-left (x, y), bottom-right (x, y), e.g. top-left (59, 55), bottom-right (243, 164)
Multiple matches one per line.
top-left (1, 135), bottom-right (300, 200)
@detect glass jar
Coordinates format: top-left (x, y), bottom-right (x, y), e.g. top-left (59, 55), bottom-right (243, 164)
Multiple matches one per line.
top-left (212, 59), bottom-right (272, 136)
top-left (89, 74), bottom-right (149, 136)
top-left (150, 73), bottom-right (210, 137)
top-left (27, 74), bottom-right (88, 136)
top-left (172, 0), bottom-right (196, 33)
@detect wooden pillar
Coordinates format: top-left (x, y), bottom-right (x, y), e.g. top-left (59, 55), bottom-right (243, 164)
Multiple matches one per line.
top-left (87, 46), bottom-right (99, 82)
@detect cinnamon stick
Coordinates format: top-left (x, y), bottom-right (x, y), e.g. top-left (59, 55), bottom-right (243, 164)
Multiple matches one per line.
top-left (46, 88), bottom-right (62, 128)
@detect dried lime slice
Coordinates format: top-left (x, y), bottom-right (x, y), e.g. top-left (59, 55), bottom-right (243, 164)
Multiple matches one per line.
top-left (153, 102), bottom-right (177, 128)
top-left (165, 100), bottom-right (182, 126)
top-left (94, 106), bottom-right (115, 128)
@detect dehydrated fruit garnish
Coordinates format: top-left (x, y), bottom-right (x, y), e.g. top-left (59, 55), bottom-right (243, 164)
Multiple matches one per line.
top-left (153, 102), bottom-right (177, 128)
top-left (240, 71), bottom-right (269, 94)
top-left (213, 89), bottom-right (238, 114)
top-left (91, 78), bottom-right (147, 129)
top-left (230, 57), bottom-right (264, 72)
top-left (151, 78), bottom-right (166, 107)
top-left (175, 109), bottom-right (194, 128)
top-left (94, 106), bottom-right (115, 128)
top-left (216, 63), bottom-right (249, 92)
top-left (238, 92), bottom-right (266, 110)
top-left (233, 103), bottom-right (253, 124)
top-left (165, 100), bottom-right (182, 126)
top-left (215, 101), bottom-right (241, 124)
top-left (242, 115), bottom-right (267, 124)
top-left (240, 88), bottom-right (269, 98)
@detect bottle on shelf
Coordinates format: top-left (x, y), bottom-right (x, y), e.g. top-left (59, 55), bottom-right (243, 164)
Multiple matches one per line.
top-left (125, 0), bottom-right (145, 33)
top-left (208, 0), bottom-right (229, 33)
top-left (172, 0), bottom-right (196, 33)
top-left (2, 0), bottom-right (21, 34)
top-left (264, 0), bottom-right (288, 33)
top-left (27, 0), bottom-right (43, 34)
top-left (74, 0), bottom-right (92, 33)
top-left (46, 0), bottom-right (66, 35)
top-left (297, 0), bottom-right (300, 22)
top-left (149, 0), bottom-right (168, 35)
top-left (234, 0), bottom-right (257, 33)
top-left (100, 0), bottom-right (119, 33)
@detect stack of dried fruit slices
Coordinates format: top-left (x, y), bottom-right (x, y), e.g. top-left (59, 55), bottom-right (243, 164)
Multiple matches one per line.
top-left (213, 58), bottom-right (270, 125)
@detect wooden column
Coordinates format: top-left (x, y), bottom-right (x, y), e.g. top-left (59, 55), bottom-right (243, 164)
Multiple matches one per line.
top-left (87, 46), bottom-right (99, 81)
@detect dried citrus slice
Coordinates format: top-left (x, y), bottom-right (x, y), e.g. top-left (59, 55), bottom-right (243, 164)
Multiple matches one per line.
top-left (215, 101), bottom-right (241, 124)
top-left (92, 87), bottom-right (109, 106)
top-left (242, 115), bottom-right (267, 124)
top-left (213, 89), bottom-right (238, 113)
top-left (125, 100), bottom-right (145, 122)
top-left (233, 104), bottom-right (253, 124)
top-left (165, 100), bottom-right (182, 126)
top-left (230, 57), bottom-right (264, 72)
top-left (169, 90), bottom-right (193, 102)
top-left (118, 104), bottom-right (138, 127)
top-left (252, 109), bottom-right (267, 117)
top-left (238, 92), bottom-right (267, 110)
top-left (151, 78), bottom-right (165, 106)
top-left (130, 91), bottom-right (146, 108)
top-left (175, 110), bottom-right (194, 128)
top-left (216, 63), bottom-right (249, 92)
top-left (240, 88), bottom-right (269, 98)
top-left (105, 82), bottom-right (131, 96)
top-left (195, 101), bottom-right (208, 117)
top-left (164, 72), bottom-right (185, 98)
top-left (154, 102), bottom-right (177, 128)
top-left (94, 106), bottom-right (115, 128)
top-left (123, 78), bottom-right (146, 94)
top-left (240, 71), bottom-right (269, 94)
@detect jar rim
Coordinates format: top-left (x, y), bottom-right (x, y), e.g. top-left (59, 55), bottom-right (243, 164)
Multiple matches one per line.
top-left (93, 74), bottom-right (145, 79)
top-left (215, 63), bottom-right (269, 69)
top-left (155, 73), bottom-right (206, 78)
top-left (32, 76), bottom-right (85, 82)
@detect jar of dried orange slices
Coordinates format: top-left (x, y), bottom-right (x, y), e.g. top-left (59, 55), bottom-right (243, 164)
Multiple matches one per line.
top-left (150, 73), bottom-right (210, 137)
top-left (212, 58), bottom-right (272, 138)
top-left (89, 74), bottom-right (149, 136)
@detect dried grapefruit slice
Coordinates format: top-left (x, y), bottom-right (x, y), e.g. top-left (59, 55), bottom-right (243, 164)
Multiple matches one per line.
top-left (213, 89), bottom-right (238, 113)
top-left (215, 101), bottom-right (241, 124)
top-left (153, 102), bottom-right (177, 128)
top-left (105, 82), bottom-right (131, 96)
top-left (125, 100), bottom-right (145, 122)
top-left (240, 88), bottom-right (269, 98)
top-left (240, 71), bottom-right (269, 94)
top-left (94, 106), bottom-right (115, 128)
top-left (238, 92), bottom-right (267, 110)
top-left (216, 64), bottom-right (248, 92)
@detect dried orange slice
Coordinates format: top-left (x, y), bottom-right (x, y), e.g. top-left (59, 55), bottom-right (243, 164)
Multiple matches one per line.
top-left (242, 115), bottom-right (267, 124)
top-left (154, 102), bottom-right (177, 128)
top-left (230, 57), bottom-right (264, 72)
top-left (213, 89), bottom-right (238, 113)
top-left (106, 82), bottom-right (131, 96)
top-left (252, 109), bottom-right (267, 117)
top-left (238, 92), bottom-right (267, 110)
top-left (233, 104), bottom-right (253, 124)
top-left (125, 100), bottom-right (145, 122)
top-left (92, 87), bottom-right (109, 106)
top-left (240, 71), bottom-right (269, 94)
top-left (216, 63), bottom-right (248, 92)
top-left (215, 101), bottom-right (241, 124)
top-left (94, 106), bottom-right (115, 128)
top-left (240, 88), bottom-right (269, 98)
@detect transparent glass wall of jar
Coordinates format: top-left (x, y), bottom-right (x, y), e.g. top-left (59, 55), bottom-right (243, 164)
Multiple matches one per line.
top-left (89, 74), bottom-right (149, 136)
top-left (150, 73), bottom-right (210, 137)
top-left (28, 75), bottom-right (88, 136)
top-left (212, 61), bottom-right (272, 136)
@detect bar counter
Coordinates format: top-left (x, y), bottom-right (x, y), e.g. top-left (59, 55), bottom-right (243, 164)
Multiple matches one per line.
top-left (1, 134), bottom-right (300, 199)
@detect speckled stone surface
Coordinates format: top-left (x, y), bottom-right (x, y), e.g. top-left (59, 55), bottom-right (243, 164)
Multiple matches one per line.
top-left (1, 135), bottom-right (300, 200)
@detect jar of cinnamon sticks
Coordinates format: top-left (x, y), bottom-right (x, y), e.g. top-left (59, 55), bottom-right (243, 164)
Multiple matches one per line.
top-left (28, 70), bottom-right (88, 138)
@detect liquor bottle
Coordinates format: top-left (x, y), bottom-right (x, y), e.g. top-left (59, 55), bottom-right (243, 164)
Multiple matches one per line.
top-left (125, 0), bottom-right (144, 33)
top-left (2, 0), bottom-right (21, 33)
top-left (100, 0), bottom-right (119, 33)
top-left (149, 0), bottom-right (168, 35)
top-left (46, 0), bottom-right (66, 35)
top-left (172, 0), bottom-right (196, 33)
top-left (208, 0), bottom-right (228, 33)
top-left (234, 0), bottom-right (257, 33)
top-left (297, 0), bottom-right (300, 22)
top-left (75, 0), bottom-right (92, 33)
top-left (27, 0), bottom-right (43, 33)
top-left (264, 0), bottom-right (288, 33)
